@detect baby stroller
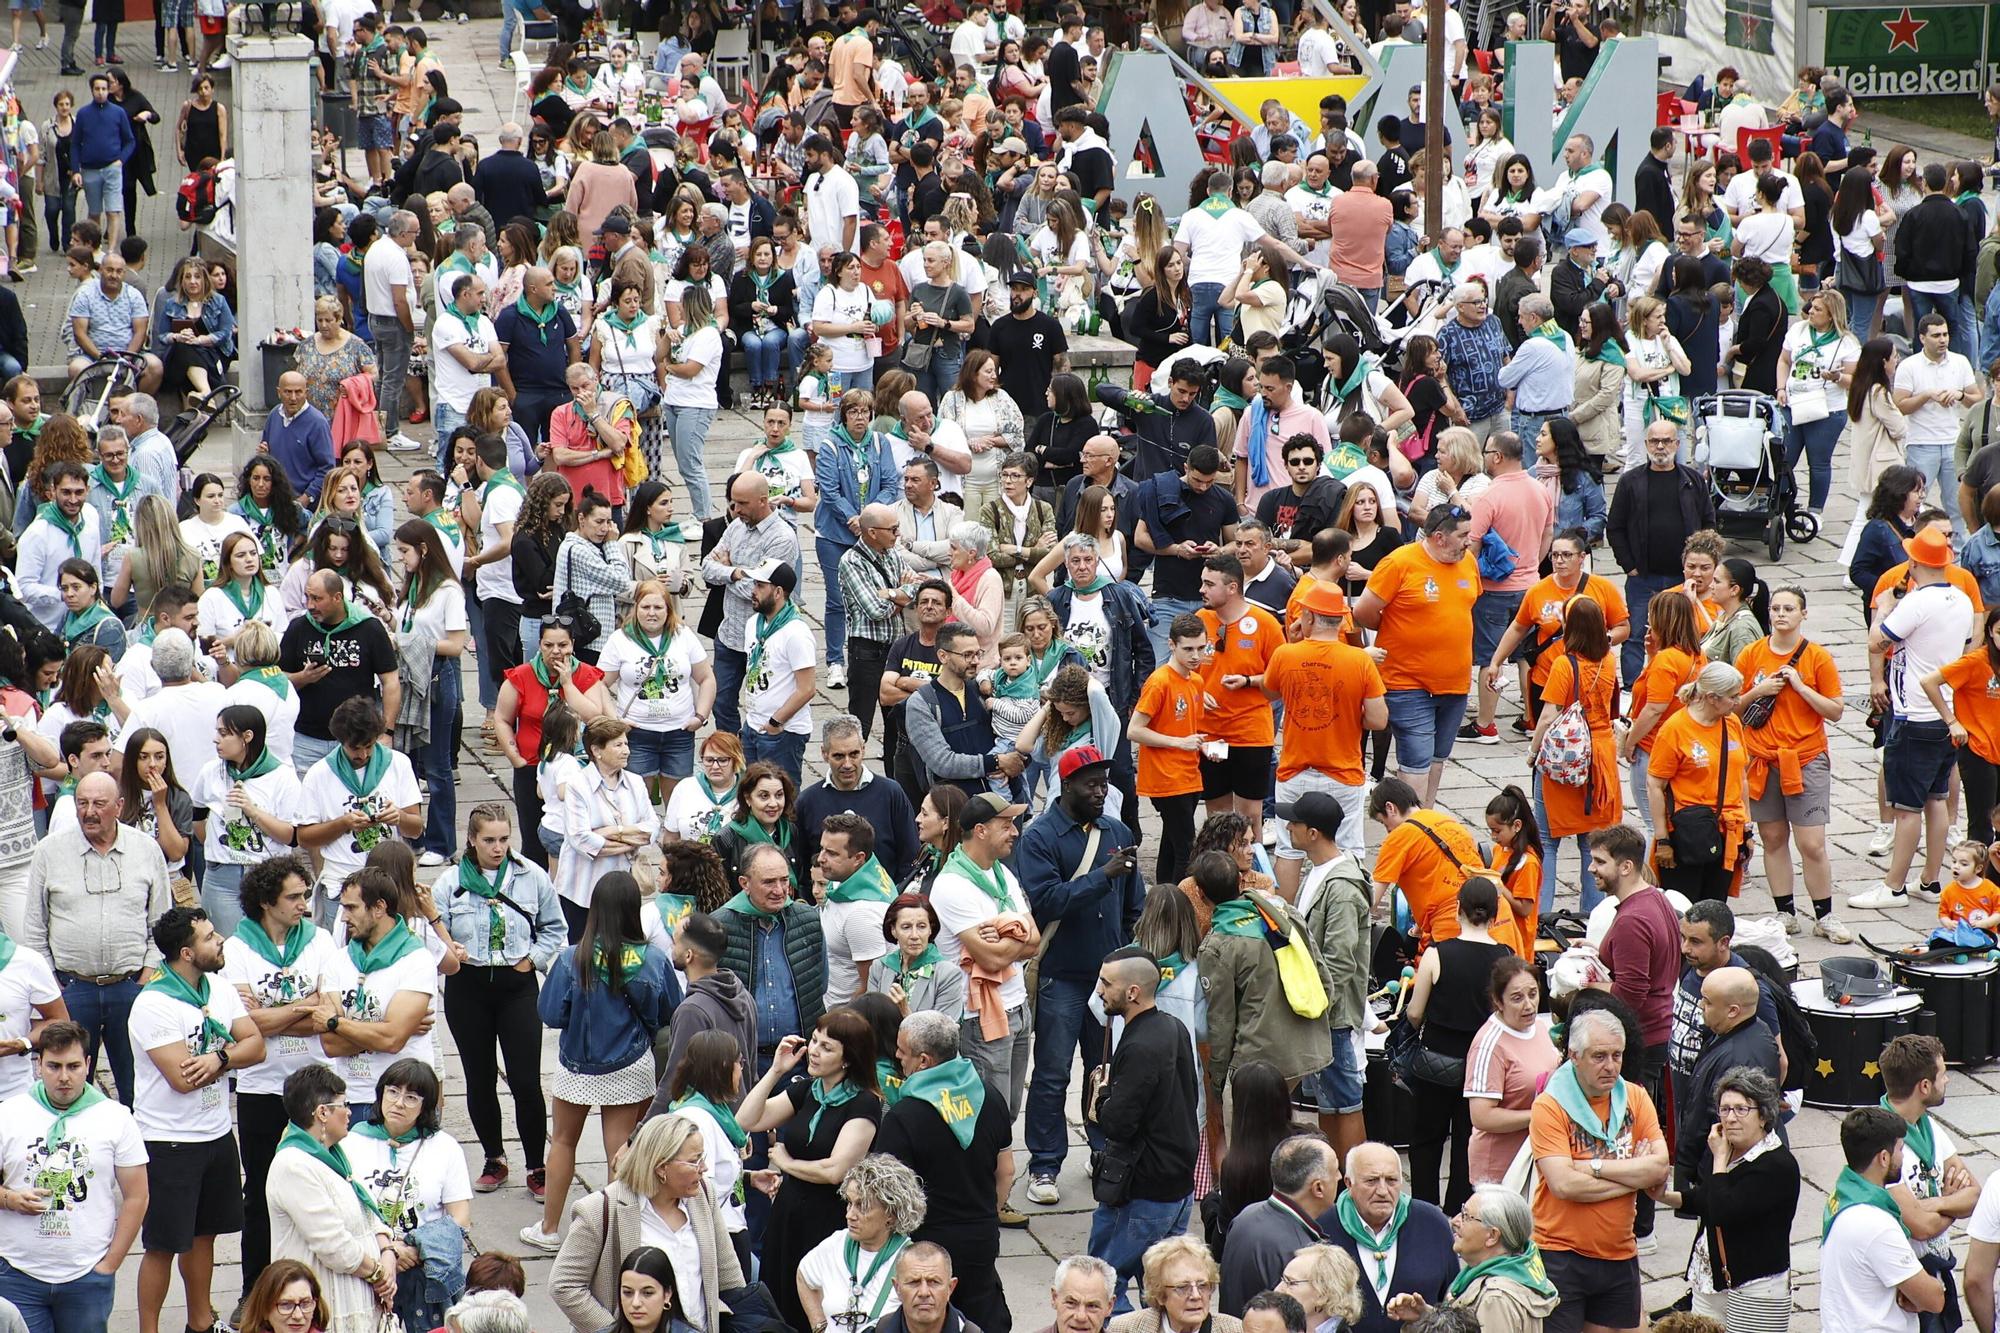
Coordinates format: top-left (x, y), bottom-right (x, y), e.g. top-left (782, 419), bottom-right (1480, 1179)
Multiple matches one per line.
top-left (169, 384), bottom-right (243, 466)
top-left (1282, 273), bottom-right (1395, 401)
top-left (1688, 390), bottom-right (1815, 558)
top-left (62, 350), bottom-right (149, 438)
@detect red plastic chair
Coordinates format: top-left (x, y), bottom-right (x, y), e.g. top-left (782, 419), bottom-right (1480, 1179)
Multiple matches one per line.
top-left (1736, 125), bottom-right (1783, 163)
top-left (1656, 90), bottom-right (1681, 126)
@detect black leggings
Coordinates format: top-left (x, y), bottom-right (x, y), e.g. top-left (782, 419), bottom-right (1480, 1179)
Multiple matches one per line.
top-left (1961, 747), bottom-right (1998, 845)
top-left (1152, 793), bottom-right (1200, 885)
top-left (847, 636), bottom-right (890, 742)
top-left (1407, 1063), bottom-right (1475, 1214)
top-left (512, 764), bottom-right (546, 870)
top-left (444, 964), bottom-right (548, 1170)
top-left (236, 1092), bottom-right (290, 1295)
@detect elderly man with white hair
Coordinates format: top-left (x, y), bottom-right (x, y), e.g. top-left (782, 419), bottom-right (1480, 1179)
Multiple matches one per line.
top-left (1048, 1256), bottom-right (1118, 1333)
top-left (116, 626), bottom-right (229, 789)
top-left (1245, 161), bottom-right (1303, 251)
top-left (471, 122), bottom-right (544, 238)
top-left (1526, 1006), bottom-right (1669, 1333)
top-left (112, 392), bottom-right (180, 507)
top-left (1433, 282), bottom-right (1511, 443)
top-left (1382, 1186), bottom-right (1560, 1333)
top-left (1497, 292), bottom-right (1575, 443)
top-left (898, 388), bottom-right (973, 501)
top-left (1320, 1142), bottom-right (1455, 1333)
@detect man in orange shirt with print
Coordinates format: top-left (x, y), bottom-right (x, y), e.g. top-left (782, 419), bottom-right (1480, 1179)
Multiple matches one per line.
top-left (1354, 504), bottom-right (1481, 806)
top-left (1261, 580), bottom-right (1385, 898)
top-left (1196, 554), bottom-right (1286, 845)
top-left (1129, 612), bottom-right (1212, 887)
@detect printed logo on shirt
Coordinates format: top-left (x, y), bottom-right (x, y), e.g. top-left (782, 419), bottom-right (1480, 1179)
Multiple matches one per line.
top-left (348, 793), bottom-right (394, 856)
top-left (1686, 741), bottom-right (1710, 767)
top-left (24, 1133), bottom-right (92, 1237)
top-left (359, 1159), bottom-right (421, 1234)
top-left (308, 635), bottom-right (368, 671)
top-left (1423, 577), bottom-right (1439, 602)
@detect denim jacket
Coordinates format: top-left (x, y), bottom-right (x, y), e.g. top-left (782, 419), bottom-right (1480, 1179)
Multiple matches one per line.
top-left (539, 943), bottom-right (678, 1074)
top-left (438, 854), bottom-right (569, 971)
top-left (1963, 525), bottom-right (2000, 606)
top-left (813, 429), bottom-right (902, 548)
top-left (1228, 3), bottom-right (1277, 71)
top-left (1555, 471), bottom-right (1608, 547)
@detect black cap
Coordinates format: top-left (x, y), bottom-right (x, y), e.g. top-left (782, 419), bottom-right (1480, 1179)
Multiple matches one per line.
top-left (600, 215), bottom-right (632, 235)
top-left (746, 559), bottom-right (799, 593)
top-left (1006, 269), bottom-right (1038, 288)
top-left (1275, 791), bottom-right (1344, 840)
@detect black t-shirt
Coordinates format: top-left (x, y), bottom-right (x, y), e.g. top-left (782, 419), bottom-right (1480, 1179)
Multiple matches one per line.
top-left (985, 310), bottom-right (1068, 421)
top-left (1640, 467), bottom-right (1686, 574)
top-left (1555, 24), bottom-right (1598, 81)
top-left (885, 632), bottom-right (942, 720)
top-left (1142, 478), bottom-right (1237, 601)
top-left (1376, 147), bottom-right (1412, 197)
top-left (906, 171), bottom-right (949, 231)
top-left (1068, 146), bottom-right (1114, 204)
top-left (874, 1078), bottom-right (1011, 1258)
top-left (1256, 484), bottom-right (1307, 540)
top-left (279, 612), bottom-right (398, 740)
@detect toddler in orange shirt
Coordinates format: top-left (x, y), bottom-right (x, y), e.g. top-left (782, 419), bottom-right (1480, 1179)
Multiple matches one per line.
top-left (1939, 841), bottom-right (2000, 932)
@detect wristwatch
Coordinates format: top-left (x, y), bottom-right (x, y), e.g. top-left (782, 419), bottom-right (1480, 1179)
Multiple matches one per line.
top-left (326, 1015), bottom-right (343, 1034)
top-left (1590, 1158), bottom-right (1604, 1178)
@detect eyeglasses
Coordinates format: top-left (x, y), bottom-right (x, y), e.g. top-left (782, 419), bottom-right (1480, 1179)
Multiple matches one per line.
top-left (275, 1299), bottom-right (318, 1315)
top-left (701, 755), bottom-right (735, 766)
top-left (1715, 1104), bottom-right (1759, 1119)
top-left (1165, 1282), bottom-right (1215, 1298)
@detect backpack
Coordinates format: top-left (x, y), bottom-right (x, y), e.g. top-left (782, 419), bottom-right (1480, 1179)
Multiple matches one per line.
top-left (1763, 975), bottom-right (1818, 1093)
top-left (1535, 654), bottom-right (1595, 788)
top-left (176, 168), bottom-right (219, 226)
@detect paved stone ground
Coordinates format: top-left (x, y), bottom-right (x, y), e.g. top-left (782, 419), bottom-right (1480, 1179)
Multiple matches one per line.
top-left (22, 18), bottom-right (1993, 1333)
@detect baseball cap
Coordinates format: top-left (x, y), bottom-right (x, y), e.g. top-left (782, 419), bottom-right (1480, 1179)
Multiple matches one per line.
top-left (1296, 579), bottom-right (1345, 618)
top-left (1007, 269), bottom-right (1038, 288)
top-left (599, 214), bottom-right (632, 235)
top-left (745, 559), bottom-right (799, 592)
top-left (1056, 744), bottom-right (1113, 783)
top-left (1275, 791), bottom-right (1344, 840)
top-left (958, 791), bottom-right (1028, 830)
top-left (995, 136), bottom-right (1029, 157)
top-left (1563, 228), bottom-right (1598, 248)
top-left (1905, 527), bottom-right (1953, 569)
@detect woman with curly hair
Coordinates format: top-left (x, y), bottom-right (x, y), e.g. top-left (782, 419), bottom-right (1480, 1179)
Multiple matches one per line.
top-left (1111, 1236), bottom-right (1245, 1333)
top-left (660, 836), bottom-right (733, 916)
top-left (11, 411), bottom-right (90, 532)
top-left (509, 471), bottom-right (575, 650)
top-left (1014, 663), bottom-right (1126, 817)
top-left (1175, 812), bottom-right (1275, 935)
top-left (279, 514), bottom-right (397, 624)
top-left (234, 454), bottom-right (307, 582)
top-left (798, 1155), bottom-right (929, 1333)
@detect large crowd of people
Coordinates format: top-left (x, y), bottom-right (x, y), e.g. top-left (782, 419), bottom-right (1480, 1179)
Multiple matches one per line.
top-left (0, 3), bottom-right (1997, 1333)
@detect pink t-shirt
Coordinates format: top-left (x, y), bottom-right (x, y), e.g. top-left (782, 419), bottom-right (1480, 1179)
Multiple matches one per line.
top-left (1466, 468), bottom-right (1555, 594)
top-left (1233, 398), bottom-right (1333, 511)
top-left (1464, 1013), bottom-right (1563, 1184)
top-left (549, 400), bottom-right (627, 506)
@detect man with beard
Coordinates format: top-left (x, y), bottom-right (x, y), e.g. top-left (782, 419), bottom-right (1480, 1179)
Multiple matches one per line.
top-left (1016, 747), bottom-right (1143, 1209)
top-left (881, 580), bottom-right (954, 805)
top-left (985, 272), bottom-right (1068, 420)
top-left (1880, 1033), bottom-right (1980, 1328)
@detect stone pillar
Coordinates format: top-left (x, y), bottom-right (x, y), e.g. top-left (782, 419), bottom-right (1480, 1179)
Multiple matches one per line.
top-left (228, 24), bottom-right (316, 432)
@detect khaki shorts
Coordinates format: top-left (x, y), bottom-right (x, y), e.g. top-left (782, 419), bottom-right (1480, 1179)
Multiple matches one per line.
top-left (1746, 750), bottom-right (1831, 827)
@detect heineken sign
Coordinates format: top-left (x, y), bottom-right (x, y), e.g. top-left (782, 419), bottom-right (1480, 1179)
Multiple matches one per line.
top-left (1822, 5), bottom-right (1995, 97)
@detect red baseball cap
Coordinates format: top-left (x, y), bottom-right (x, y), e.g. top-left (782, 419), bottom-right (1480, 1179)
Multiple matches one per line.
top-left (1056, 744), bottom-right (1113, 783)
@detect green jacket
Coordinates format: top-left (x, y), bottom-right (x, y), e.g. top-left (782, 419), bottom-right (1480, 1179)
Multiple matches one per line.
top-left (979, 495), bottom-right (1058, 597)
top-left (715, 901), bottom-right (827, 1041)
top-left (1302, 855), bottom-right (1372, 1035)
top-left (1196, 888), bottom-right (1333, 1091)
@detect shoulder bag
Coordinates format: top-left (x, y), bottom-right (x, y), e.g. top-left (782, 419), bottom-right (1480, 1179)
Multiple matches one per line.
top-left (1667, 720), bottom-right (1730, 867)
top-left (1021, 825), bottom-right (1100, 997)
top-left (1835, 241), bottom-right (1885, 295)
top-left (555, 545), bottom-right (604, 647)
top-left (1741, 643), bottom-right (1808, 729)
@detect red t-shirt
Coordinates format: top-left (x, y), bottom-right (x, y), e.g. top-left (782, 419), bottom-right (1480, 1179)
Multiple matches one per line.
top-left (504, 660), bottom-right (606, 757)
top-left (549, 400), bottom-right (628, 507)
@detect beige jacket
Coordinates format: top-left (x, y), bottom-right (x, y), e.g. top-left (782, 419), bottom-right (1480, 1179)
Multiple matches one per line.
top-left (1848, 384), bottom-right (1908, 494)
top-left (551, 1179), bottom-right (745, 1333)
top-left (1571, 357), bottom-right (1627, 459)
top-left (267, 1148), bottom-right (397, 1333)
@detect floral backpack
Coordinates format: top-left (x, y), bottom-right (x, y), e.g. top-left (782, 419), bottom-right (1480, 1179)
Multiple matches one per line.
top-left (1535, 653), bottom-right (1595, 787)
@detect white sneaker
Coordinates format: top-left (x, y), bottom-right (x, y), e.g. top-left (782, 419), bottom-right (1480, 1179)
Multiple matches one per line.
top-left (1911, 881), bottom-right (1943, 904)
top-left (1781, 911), bottom-right (1804, 936)
top-left (518, 1223), bottom-right (561, 1252)
top-left (387, 431), bottom-right (427, 452)
top-left (208, 53), bottom-right (230, 68)
top-left (1846, 883), bottom-right (1910, 911)
top-left (1868, 821), bottom-right (1895, 857)
top-left (1261, 823), bottom-right (1278, 847)
top-left (1635, 1234), bottom-right (1657, 1257)
top-left (1813, 914), bottom-right (1855, 945)
top-left (418, 850), bottom-right (448, 868)
top-left (1026, 1175), bottom-right (1059, 1205)
top-left (827, 663), bottom-right (847, 689)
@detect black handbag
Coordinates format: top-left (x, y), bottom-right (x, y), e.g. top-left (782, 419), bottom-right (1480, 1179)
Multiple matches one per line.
top-left (1668, 719), bottom-right (1730, 867)
top-left (554, 546), bottom-right (603, 647)
top-left (1741, 643), bottom-right (1807, 729)
top-left (1091, 1142), bottom-right (1137, 1207)
top-left (1385, 1015), bottom-right (1466, 1088)
top-left (1835, 246), bottom-right (1885, 295)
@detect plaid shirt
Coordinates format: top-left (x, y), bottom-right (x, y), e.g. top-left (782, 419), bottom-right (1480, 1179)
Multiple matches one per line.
top-left (773, 134), bottom-right (809, 186)
top-left (839, 541), bottom-right (910, 646)
top-left (349, 39), bottom-right (396, 113)
top-left (551, 534), bottom-right (634, 652)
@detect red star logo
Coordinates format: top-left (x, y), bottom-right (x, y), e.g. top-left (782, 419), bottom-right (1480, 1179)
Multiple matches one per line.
top-left (1881, 5), bottom-right (1927, 52)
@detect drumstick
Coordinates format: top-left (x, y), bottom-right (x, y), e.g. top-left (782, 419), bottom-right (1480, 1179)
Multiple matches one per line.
top-left (1391, 965), bottom-right (1417, 1020)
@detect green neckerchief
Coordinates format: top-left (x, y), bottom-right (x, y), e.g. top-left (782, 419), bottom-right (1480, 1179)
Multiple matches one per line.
top-left (459, 855), bottom-right (511, 956)
top-left (348, 919), bottom-right (423, 974)
top-left (1882, 1096), bottom-right (1937, 1171)
top-left (329, 742), bottom-right (392, 799)
top-left (745, 600), bottom-right (801, 682)
top-left (481, 469), bottom-right (526, 503)
top-left (30, 1081), bottom-right (106, 1147)
top-left (229, 744), bottom-right (283, 783)
top-left (143, 965), bottom-right (233, 1048)
top-left (1297, 179), bottom-right (1335, 197)
top-left (876, 1059), bottom-right (905, 1107)
top-left (1156, 950), bottom-right (1188, 990)
top-left (277, 1122), bottom-right (388, 1224)
top-left (990, 667), bottom-right (1040, 701)
top-left (759, 432), bottom-right (800, 458)
top-left (564, 74), bottom-right (591, 95)
top-left (1586, 340), bottom-right (1626, 368)
top-left (1071, 572), bottom-right (1112, 595)
top-left (1330, 352), bottom-right (1378, 404)
top-left (222, 577), bottom-right (266, 624)
top-left (1529, 320), bottom-right (1570, 352)
top-left (898, 1056), bottom-right (987, 1147)
top-left (722, 889), bottom-right (790, 921)
top-left (237, 498), bottom-right (287, 571)
top-left (233, 916), bottom-right (315, 968)
top-left (62, 601), bottom-right (116, 643)
top-left (807, 1076), bottom-right (861, 1138)
top-left (423, 507), bottom-right (462, 543)
top-left (830, 420), bottom-right (872, 461)
top-left (1336, 1191), bottom-right (1410, 1287)
top-left (944, 846), bottom-right (1011, 909)
top-left (310, 602), bottom-right (370, 660)
top-left (884, 943), bottom-right (943, 981)
top-left (1544, 1060), bottom-right (1626, 1149)
top-left (623, 622), bottom-right (675, 697)
top-left (673, 1090), bottom-right (749, 1146)
top-left (1956, 190), bottom-right (1980, 207)
top-left (603, 307), bottom-right (647, 351)
top-left (1800, 325), bottom-right (1842, 362)
top-left (443, 301), bottom-right (484, 341)
top-left (36, 502), bottom-right (85, 557)
top-left (1209, 897), bottom-right (1267, 938)
top-left (844, 1233), bottom-right (912, 1322)
top-left (1448, 1245), bottom-right (1559, 1300)
top-left (695, 771), bottom-right (737, 809)
top-left (641, 524), bottom-right (692, 561)
top-left (1212, 386), bottom-right (1251, 413)
top-left (1198, 191), bottom-right (1235, 219)
top-left (514, 295), bottom-right (560, 345)
top-left (349, 1118), bottom-right (427, 1148)
top-left (1032, 640), bottom-right (1072, 687)
top-left (1824, 1164), bottom-right (1909, 1240)
top-left (824, 854), bottom-right (895, 903)
top-left (591, 939), bottom-right (647, 988)
top-left (239, 664), bottom-right (291, 701)
top-left (0, 930), bottom-right (13, 972)
top-left (527, 654), bottom-right (569, 703)
top-left (725, 814), bottom-right (793, 859)
top-left (90, 463), bottom-right (136, 503)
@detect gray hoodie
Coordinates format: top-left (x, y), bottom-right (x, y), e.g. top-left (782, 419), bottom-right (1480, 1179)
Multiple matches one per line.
top-left (646, 968), bottom-right (759, 1119)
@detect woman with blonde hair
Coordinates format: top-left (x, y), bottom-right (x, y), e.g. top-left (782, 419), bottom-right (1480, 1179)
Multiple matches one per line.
top-left (1381, 1186), bottom-right (1559, 1333)
top-left (565, 129), bottom-right (640, 240)
top-left (1407, 427), bottom-right (1489, 527)
top-left (1621, 294), bottom-right (1691, 470)
top-left (111, 491), bottom-right (204, 613)
top-left (1277, 1244), bottom-right (1363, 1333)
top-left (1108, 1235), bottom-right (1240, 1333)
top-left (939, 349), bottom-right (1027, 517)
top-left (293, 292), bottom-right (376, 421)
top-left (225, 617), bottom-right (300, 764)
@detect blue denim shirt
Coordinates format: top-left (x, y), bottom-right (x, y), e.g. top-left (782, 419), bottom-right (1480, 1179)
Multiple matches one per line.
top-left (1963, 526), bottom-right (2000, 606)
top-left (1554, 471), bottom-right (1608, 547)
top-left (753, 917), bottom-right (800, 1045)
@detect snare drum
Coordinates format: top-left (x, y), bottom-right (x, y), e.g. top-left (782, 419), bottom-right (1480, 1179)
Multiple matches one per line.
top-left (1363, 1027), bottom-right (1413, 1149)
top-left (1794, 978), bottom-right (1921, 1108)
top-left (1892, 958), bottom-right (1997, 1066)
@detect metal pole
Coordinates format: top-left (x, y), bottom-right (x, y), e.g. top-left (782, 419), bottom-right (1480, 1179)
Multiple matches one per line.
top-left (1423, 0), bottom-right (1446, 243)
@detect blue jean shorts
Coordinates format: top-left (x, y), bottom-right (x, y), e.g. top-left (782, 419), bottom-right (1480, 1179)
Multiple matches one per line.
top-left (80, 162), bottom-right (124, 215)
top-left (1472, 588), bottom-right (1525, 668)
top-left (627, 724), bottom-right (695, 779)
top-left (1308, 1027), bottom-right (1364, 1114)
top-left (1384, 688), bottom-right (1470, 773)
top-left (1884, 717), bottom-right (1956, 811)
top-left (357, 114), bottom-right (395, 151)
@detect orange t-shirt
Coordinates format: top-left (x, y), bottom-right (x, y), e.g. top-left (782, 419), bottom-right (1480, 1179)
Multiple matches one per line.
top-left (1373, 810), bottom-right (1481, 946)
top-left (1134, 664), bottom-right (1206, 797)
top-left (1490, 847), bottom-right (1542, 960)
top-left (1264, 638), bottom-right (1384, 784)
top-left (1511, 574), bottom-right (1630, 687)
top-left (1286, 573), bottom-right (1354, 638)
top-left (1365, 542), bottom-right (1481, 693)
top-left (1940, 879), bottom-right (2000, 928)
top-left (1871, 562), bottom-right (1986, 619)
top-left (1647, 711), bottom-right (1750, 838)
top-left (1631, 646), bottom-right (1704, 755)
top-left (1733, 637), bottom-right (1841, 766)
top-left (1198, 604), bottom-right (1286, 746)
top-left (828, 29), bottom-right (877, 105)
top-left (1938, 649), bottom-right (2000, 765)
top-left (1529, 1079), bottom-right (1665, 1260)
